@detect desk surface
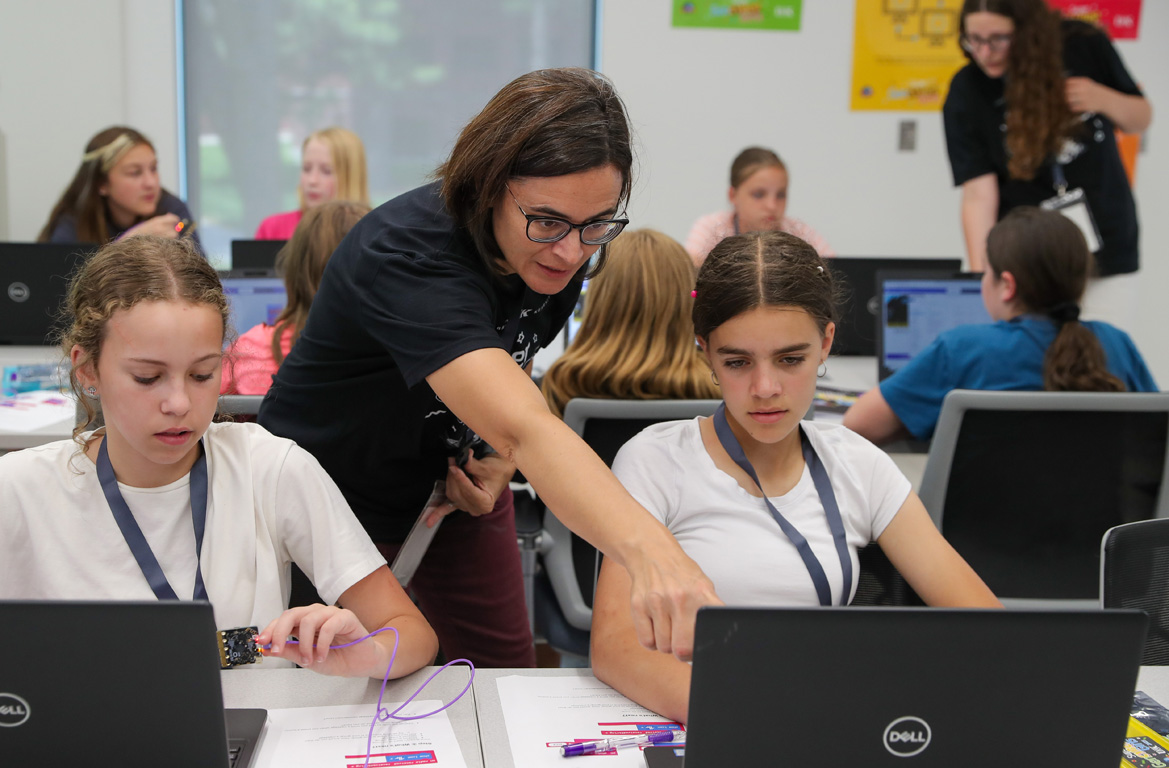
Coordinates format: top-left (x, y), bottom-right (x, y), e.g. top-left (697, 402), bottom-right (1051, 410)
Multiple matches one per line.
top-left (221, 666), bottom-right (483, 768)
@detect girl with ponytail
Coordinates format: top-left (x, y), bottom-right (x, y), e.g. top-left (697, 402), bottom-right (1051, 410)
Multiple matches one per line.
top-left (845, 207), bottom-right (1157, 444)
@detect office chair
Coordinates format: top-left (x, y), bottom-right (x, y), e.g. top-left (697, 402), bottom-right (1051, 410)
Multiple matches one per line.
top-left (1101, 519), bottom-right (1169, 665)
top-left (536, 398), bottom-right (722, 659)
top-left (918, 390), bottom-right (1169, 607)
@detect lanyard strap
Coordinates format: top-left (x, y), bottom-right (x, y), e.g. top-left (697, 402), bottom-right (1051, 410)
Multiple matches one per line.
top-left (97, 437), bottom-right (209, 601)
top-left (712, 403), bottom-right (852, 606)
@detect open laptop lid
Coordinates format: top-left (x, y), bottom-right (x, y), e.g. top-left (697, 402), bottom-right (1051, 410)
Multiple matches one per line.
top-left (0, 600), bottom-right (263, 767)
top-left (876, 270), bottom-right (989, 381)
top-left (231, 239), bottom-right (286, 271)
top-left (0, 243), bottom-right (94, 345)
top-left (219, 269), bottom-right (288, 334)
top-left (827, 257), bottom-right (961, 357)
top-left (683, 606), bottom-right (1146, 767)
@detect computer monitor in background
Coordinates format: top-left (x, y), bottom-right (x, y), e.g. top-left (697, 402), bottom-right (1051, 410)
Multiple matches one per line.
top-left (219, 270), bottom-right (287, 334)
top-left (828, 257), bottom-right (963, 356)
top-left (0, 242), bottom-right (95, 345)
top-left (231, 239), bottom-right (286, 272)
top-left (877, 270), bottom-right (990, 380)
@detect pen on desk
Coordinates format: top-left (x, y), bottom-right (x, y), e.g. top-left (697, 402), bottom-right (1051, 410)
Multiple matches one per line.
top-left (560, 730), bottom-right (676, 757)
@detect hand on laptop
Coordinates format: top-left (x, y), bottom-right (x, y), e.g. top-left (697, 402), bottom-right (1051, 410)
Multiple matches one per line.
top-left (624, 535), bottom-right (723, 661)
top-left (257, 604), bottom-right (389, 678)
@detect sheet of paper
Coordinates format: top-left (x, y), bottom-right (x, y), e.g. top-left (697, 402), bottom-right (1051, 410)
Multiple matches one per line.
top-left (255, 700), bottom-right (468, 768)
top-left (0, 390), bottom-right (75, 433)
top-left (495, 675), bottom-right (684, 767)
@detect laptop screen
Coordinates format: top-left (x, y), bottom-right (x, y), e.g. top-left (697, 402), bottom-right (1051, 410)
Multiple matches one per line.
top-left (231, 239), bottom-right (286, 271)
top-left (220, 273), bottom-right (288, 334)
top-left (827, 257), bottom-right (962, 357)
top-left (877, 271), bottom-right (990, 380)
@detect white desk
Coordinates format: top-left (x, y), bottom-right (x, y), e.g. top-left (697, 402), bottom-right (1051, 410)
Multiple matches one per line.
top-left (221, 666), bottom-right (483, 767)
top-left (0, 345), bottom-right (75, 452)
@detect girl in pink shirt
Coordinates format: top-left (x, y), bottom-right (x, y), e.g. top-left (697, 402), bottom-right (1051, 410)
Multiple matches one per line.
top-left (225, 200), bottom-right (371, 394)
top-left (254, 127), bottom-right (371, 240)
top-left (685, 146), bottom-right (833, 267)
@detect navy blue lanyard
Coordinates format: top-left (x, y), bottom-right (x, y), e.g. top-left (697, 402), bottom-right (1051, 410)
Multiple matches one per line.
top-left (712, 403), bottom-right (852, 606)
top-left (96, 437), bottom-right (209, 601)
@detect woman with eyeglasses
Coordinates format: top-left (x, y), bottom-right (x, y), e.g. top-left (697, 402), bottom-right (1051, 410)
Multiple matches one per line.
top-left (259, 68), bottom-right (721, 669)
top-left (944, 0), bottom-right (1150, 294)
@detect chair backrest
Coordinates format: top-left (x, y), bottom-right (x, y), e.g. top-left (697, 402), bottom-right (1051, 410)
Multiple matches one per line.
top-left (918, 390), bottom-right (1169, 602)
top-left (543, 398), bottom-right (722, 632)
top-left (1101, 518), bottom-right (1169, 665)
top-left (217, 394), bottom-right (264, 419)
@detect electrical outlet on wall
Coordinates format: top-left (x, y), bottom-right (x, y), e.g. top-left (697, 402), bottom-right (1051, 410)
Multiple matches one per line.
top-left (899, 120), bottom-right (917, 152)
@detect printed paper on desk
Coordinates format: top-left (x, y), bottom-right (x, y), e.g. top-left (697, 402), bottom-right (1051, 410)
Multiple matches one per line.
top-left (253, 701), bottom-right (467, 768)
top-left (495, 675), bottom-right (684, 767)
top-left (0, 390), bottom-right (76, 432)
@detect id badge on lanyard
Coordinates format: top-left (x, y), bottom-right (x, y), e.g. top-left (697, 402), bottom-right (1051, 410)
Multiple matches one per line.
top-left (1040, 163), bottom-right (1102, 252)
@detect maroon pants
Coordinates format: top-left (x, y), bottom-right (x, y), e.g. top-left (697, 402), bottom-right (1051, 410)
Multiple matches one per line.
top-left (376, 487), bottom-right (536, 669)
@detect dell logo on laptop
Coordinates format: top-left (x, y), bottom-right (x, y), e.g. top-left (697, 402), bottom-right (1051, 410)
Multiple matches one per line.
top-left (0, 693), bottom-right (31, 727)
top-left (883, 716), bottom-right (931, 757)
top-left (7, 282), bottom-right (30, 303)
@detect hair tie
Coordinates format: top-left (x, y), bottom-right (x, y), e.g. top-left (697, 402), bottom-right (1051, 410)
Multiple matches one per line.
top-left (1048, 302), bottom-right (1081, 324)
top-left (690, 290), bottom-right (697, 298)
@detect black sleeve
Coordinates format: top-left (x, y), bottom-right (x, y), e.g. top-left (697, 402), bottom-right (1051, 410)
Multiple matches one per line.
top-left (47, 214), bottom-right (79, 243)
top-left (1087, 31), bottom-right (1142, 96)
top-left (943, 68), bottom-right (996, 187)
top-left (352, 245), bottom-right (509, 389)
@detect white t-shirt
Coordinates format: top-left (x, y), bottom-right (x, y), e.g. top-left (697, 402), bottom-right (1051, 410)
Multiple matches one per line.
top-left (612, 419), bottom-right (912, 606)
top-left (0, 422), bottom-right (386, 633)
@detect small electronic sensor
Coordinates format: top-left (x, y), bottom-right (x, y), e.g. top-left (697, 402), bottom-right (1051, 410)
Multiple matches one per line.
top-left (217, 626), bottom-right (262, 669)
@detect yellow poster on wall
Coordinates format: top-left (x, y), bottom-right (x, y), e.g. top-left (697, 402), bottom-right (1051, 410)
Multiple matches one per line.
top-left (851, 0), bottom-right (968, 111)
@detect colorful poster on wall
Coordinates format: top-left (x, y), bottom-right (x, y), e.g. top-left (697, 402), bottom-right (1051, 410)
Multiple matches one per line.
top-left (672, 1), bottom-right (802, 31)
top-left (850, 0), bottom-right (968, 112)
top-left (1047, 0), bottom-right (1142, 40)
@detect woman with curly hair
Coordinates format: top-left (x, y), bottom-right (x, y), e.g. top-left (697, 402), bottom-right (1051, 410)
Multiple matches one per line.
top-left (541, 229), bottom-right (719, 417)
top-left (944, 0), bottom-right (1151, 286)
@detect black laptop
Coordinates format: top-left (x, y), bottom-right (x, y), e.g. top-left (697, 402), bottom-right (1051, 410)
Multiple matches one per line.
top-left (646, 606), bottom-right (1146, 767)
top-left (0, 242), bottom-right (94, 344)
top-left (828, 257), bottom-right (961, 356)
top-left (231, 239), bottom-right (286, 271)
top-left (0, 600), bottom-right (266, 767)
top-left (876, 270), bottom-right (990, 380)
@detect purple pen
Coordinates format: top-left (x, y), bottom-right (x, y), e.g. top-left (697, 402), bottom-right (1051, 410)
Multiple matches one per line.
top-left (560, 730), bottom-right (676, 757)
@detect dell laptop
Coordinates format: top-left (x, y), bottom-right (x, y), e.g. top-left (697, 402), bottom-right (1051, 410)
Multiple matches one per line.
top-left (0, 600), bottom-right (266, 767)
top-left (230, 239), bottom-right (286, 271)
top-left (647, 606), bottom-right (1146, 766)
top-left (0, 242), bottom-right (94, 345)
top-left (827, 257), bottom-right (961, 356)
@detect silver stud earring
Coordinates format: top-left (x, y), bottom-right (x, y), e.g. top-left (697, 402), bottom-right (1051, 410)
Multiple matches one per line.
top-left (86, 386), bottom-right (98, 398)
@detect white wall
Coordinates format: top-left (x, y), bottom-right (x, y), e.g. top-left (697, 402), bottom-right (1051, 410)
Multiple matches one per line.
top-left (601, 2), bottom-right (1169, 383)
top-left (1, 1), bottom-right (1165, 381)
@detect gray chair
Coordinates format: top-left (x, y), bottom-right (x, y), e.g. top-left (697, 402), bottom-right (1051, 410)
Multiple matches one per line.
top-left (1101, 518), bottom-right (1169, 665)
top-left (217, 394), bottom-right (263, 418)
top-left (537, 398), bottom-right (722, 657)
top-left (918, 389), bottom-right (1169, 608)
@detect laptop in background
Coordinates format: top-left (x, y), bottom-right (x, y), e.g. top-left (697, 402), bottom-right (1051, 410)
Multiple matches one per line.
top-left (876, 270), bottom-right (990, 380)
top-left (828, 257), bottom-right (962, 356)
top-left (651, 606), bottom-right (1146, 767)
top-left (219, 270), bottom-right (288, 334)
top-left (0, 243), bottom-right (94, 345)
top-left (0, 600), bottom-right (266, 767)
top-left (231, 239), bottom-right (286, 271)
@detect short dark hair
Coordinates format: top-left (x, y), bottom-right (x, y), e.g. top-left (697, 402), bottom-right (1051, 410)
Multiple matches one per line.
top-left (729, 146), bottom-right (786, 188)
top-left (436, 67), bottom-right (634, 279)
top-left (693, 231), bottom-right (839, 339)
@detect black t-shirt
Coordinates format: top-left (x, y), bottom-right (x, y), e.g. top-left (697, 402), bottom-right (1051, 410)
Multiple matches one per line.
top-left (943, 20), bottom-right (1143, 276)
top-left (258, 181), bottom-right (579, 542)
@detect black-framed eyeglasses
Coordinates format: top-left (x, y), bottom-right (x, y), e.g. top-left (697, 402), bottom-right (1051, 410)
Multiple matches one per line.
top-left (960, 33), bottom-right (1012, 54)
top-left (506, 186), bottom-right (628, 246)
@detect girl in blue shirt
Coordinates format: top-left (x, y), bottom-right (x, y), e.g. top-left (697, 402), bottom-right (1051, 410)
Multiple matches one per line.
top-left (845, 207), bottom-right (1157, 443)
